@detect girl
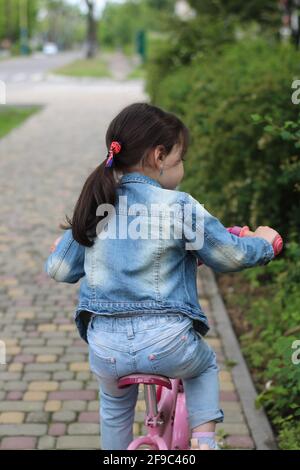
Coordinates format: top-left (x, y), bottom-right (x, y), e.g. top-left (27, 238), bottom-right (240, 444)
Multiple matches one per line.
top-left (45, 102), bottom-right (278, 450)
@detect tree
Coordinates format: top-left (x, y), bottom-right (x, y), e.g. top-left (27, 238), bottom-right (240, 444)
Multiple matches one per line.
top-left (145, 0), bottom-right (174, 11)
top-left (0, 0), bottom-right (20, 44)
top-left (36, 0), bottom-right (85, 50)
top-left (0, 0), bottom-right (39, 51)
top-left (98, 0), bottom-right (174, 52)
top-left (187, 0), bottom-right (280, 26)
top-left (85, 0), bottom-right (97, 58)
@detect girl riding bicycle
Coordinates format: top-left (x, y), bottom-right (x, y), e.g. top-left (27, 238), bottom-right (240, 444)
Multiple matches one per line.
top-left (45, 102), bottom-right (279, 450)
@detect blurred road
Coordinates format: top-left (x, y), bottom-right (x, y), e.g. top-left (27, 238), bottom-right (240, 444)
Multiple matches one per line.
top-left (0, 51), bottom-right (146, 450)
top-left (0, 51), bottom-right (84, 84)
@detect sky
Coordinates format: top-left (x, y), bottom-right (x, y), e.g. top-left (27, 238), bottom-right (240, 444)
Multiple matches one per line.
top-left (65, 0), bottom-right (126, 17)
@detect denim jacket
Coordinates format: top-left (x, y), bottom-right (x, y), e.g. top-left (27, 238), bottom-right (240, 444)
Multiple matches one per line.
top-left (45, 171), bottom-right (275, 343)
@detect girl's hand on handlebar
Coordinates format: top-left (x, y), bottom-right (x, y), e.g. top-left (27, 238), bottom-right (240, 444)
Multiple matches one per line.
top-left (252, 226), bottom-right (279, 245)
top-left (238, 225), bottom-right (283, 256)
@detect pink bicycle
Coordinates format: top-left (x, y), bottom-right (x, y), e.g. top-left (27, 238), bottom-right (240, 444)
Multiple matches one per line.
top-left (117, 225), bottom-right (283, 450)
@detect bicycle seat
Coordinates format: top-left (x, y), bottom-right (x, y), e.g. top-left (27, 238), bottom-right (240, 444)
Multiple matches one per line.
top-left (118, 374), bottom-right (172, 389)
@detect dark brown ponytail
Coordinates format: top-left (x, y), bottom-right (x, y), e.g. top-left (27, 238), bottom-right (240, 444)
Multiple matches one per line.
top-left (61, 102), bottom-right (189, 247)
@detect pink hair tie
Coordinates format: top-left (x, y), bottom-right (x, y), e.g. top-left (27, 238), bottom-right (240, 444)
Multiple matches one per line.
top-left (105, 140), bottom-right (122, 167)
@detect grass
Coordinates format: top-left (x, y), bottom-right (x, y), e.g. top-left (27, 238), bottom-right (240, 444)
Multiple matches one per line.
top-left (126, 63), bottom-right (146, 80)
top-left (53, 55), bottom-right (112, 78)
top-left (0, 105), bottom-right (41, 139)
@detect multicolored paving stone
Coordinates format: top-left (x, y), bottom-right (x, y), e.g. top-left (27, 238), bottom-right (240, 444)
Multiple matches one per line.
top-left (197, 278), bottom-right (255, 450)
top-left (0, 55), bottom-right (253, 450)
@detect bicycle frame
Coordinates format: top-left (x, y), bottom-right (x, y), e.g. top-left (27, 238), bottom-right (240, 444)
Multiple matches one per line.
top-left (119, 377), bottom-right (189, 450)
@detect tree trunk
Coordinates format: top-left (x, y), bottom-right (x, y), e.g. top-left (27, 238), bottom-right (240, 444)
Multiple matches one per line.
top-left (85, 0), bottom-right (97, 58)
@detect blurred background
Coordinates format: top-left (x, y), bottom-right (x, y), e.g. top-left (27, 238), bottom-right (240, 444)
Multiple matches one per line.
top-left (0, 0), bottom-right (299, 451)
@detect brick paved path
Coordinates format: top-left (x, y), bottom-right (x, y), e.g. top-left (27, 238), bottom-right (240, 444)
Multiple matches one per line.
top-left (0, 53), bottom-right (254, 450)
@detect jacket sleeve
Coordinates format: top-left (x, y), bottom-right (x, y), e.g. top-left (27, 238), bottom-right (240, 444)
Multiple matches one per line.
top-left (182, 194), bottom-right (275, 273)
top-left (44, 229), bottom-right (85, 283)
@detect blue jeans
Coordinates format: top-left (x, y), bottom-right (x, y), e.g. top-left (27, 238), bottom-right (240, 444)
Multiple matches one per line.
top-left (87, 313), bottom-right (224, 450)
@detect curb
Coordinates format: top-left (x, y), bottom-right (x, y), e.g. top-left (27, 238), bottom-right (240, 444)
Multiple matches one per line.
top-left (200, 265), bottom-right (277, 450)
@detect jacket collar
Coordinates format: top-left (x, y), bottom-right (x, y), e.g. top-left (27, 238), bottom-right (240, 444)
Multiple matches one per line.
top-left (119, 171), bottom-right (162, 189)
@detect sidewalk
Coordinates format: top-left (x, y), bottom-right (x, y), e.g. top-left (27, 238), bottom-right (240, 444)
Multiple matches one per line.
top-left (0, 52), bottom-right (275, 450)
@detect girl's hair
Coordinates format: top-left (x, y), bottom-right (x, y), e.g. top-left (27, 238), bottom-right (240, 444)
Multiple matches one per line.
top-left (62, 102), bottom-right (190, 247)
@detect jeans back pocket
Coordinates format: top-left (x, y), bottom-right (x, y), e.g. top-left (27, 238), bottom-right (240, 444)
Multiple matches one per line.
top-left (147, 327), bottom-right (200, 377)
top-left (88, 343), bottom-right (118, 380)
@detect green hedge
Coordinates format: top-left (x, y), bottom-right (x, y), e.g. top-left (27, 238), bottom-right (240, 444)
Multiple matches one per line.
top-left (147, 38), bottom-right (300, 240)
top-left (146, 35), bottom-right (300, 448)
top-left (236, 243), bottom-right (300, 449)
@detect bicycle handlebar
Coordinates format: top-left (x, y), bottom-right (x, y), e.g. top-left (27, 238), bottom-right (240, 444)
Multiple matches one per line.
top-left (197, 225), bottom-right (283, 267)
top-left (227, 225), bottom-right (283, 256)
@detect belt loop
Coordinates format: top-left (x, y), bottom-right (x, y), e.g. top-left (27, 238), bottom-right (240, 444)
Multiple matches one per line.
top-left (126, 317), bottom-right (135, 339)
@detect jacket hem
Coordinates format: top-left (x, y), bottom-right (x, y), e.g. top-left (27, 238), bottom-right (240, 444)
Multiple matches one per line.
top-left (74, 301), bottom-right (210, 343)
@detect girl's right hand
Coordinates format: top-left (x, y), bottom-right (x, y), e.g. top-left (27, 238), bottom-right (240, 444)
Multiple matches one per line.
top-left (252, 226), bottom-right (279, 245)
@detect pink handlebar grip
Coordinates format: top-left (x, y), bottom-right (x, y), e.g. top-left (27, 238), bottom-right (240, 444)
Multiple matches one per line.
top-left (272, 234), bottom-right (283, 256)
top-left (227, 226), bottom-right (242, 237)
